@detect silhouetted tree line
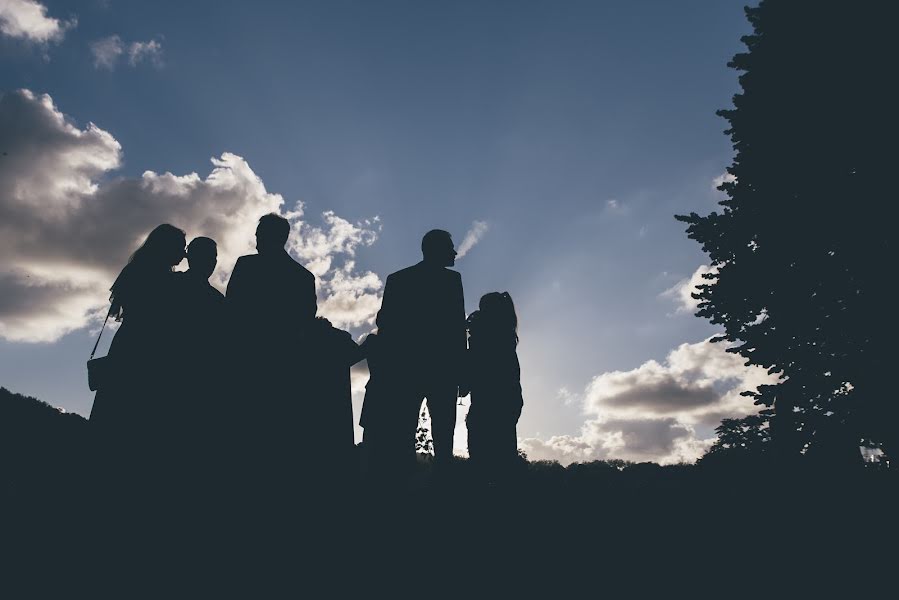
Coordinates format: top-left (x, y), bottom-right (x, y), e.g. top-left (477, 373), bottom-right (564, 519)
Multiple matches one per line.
top-left (677, 0), bottom-right (896, 464)
top-left (2, 386), bottom-right (890, 508)
top-left (0, 387), bottom-right (88, 499)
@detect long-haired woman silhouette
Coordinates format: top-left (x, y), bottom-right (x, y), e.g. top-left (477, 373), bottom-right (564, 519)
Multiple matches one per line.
top-left (90, 224), bottom-right (186, 484)
top-left (464, 291), bottom-right (524, 483)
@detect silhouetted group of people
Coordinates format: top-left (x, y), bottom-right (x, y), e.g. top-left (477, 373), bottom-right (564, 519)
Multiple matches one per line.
top-left (88, 214), bottom-right (523, 505)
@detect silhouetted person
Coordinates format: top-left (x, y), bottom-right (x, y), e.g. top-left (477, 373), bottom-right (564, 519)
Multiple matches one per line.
top-left (227, 213), bottom-right (317, 324)
top-left (366, 229), bottom-right (466, 470)
top-left (306, 317), bottom-right (365, 485)
top-left (464, 292), bottom-right (524, 483)
top-left (178, 237), bottom-right (226, 372)
top-left (180, 236), bottom-right (225, 312)
top-left (173, 237), bottom-right (226, 495)
top-left (88, 224), bottom-right (186, 505)
top-left (225, 213), bottom-right (317, 498)
top-left (359, 331), bottom-right (402, 478)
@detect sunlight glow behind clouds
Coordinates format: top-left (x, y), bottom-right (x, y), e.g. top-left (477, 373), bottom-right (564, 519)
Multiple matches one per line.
top-left (0, 89), bottom-right (380, 341)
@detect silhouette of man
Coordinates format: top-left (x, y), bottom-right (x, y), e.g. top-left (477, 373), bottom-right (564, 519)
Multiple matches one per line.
top-left (225, 214), bottom-right (317, 498)
top-left (226, 214), bottom-right (317, 325)
top-left (375, 229), bottom-right (466, 464)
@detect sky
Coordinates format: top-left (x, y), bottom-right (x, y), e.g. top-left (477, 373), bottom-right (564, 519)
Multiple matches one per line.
top-left (0, 0), bottom-right (774, 464)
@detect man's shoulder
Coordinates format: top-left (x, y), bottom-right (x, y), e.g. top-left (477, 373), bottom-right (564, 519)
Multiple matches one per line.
top-left (388, 263), bottom-right (460, 284)
top-left (234, 254), bottom-right (259, 269)
top-left (435, 266), bottom-right (462, 283)
top-left (388, 264), bottom-right (420, 281)
top-left (285, 255), bottom-right (314, 280)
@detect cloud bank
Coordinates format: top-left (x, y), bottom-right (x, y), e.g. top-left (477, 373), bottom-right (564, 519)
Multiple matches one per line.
top-left (0, 0), bottom-right (73, 44)
top-left (0, 89), bottom-right (381, 342)
top-left (520, 337), bottom-right (777, 465)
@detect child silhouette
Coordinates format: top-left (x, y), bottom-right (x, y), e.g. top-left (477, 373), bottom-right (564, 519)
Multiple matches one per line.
top-left (464, 292), bottom-right (524, 482)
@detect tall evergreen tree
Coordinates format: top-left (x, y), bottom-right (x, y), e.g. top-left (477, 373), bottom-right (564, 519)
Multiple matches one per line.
top-left (678, 1), bottom-right (895, 460)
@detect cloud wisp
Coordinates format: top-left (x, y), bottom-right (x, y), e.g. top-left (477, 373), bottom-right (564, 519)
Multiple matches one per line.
top-left (0, 0), bottom-right (74, 44)
top-left (456, 220), bottom-right (489, 259)
top-left (91, 35), bottom-right (163, 70)
top-left (520, 337), bottom-right (777, 465)
top-left (0, 89), bottom-right (381, 342)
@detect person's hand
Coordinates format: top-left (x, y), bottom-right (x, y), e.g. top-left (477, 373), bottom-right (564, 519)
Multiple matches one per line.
top-left (359, 332), bottom-right (376, 355)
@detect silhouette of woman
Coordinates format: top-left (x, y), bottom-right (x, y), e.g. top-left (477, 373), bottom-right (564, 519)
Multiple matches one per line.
top-left (464, 292), bottom-right (524, 482)
top-left (89, 224), bottom-right (186, 481)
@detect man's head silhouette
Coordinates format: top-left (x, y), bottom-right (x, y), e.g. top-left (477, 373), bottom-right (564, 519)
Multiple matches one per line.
top-left (421, 229), bottom-right (456, 267)
top-left (256, 213), bottom-right (290, 256)
top-left (187, 237), bottom-right (217, 280)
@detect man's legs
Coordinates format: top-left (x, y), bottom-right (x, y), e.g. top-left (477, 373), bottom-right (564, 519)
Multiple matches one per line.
top-left (426, 386), bottom-right (458, 463)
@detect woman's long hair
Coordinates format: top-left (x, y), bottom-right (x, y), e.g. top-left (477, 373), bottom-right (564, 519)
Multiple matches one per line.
top-left (109, 224), bottom-right (186, 320)
top-left (477, 291), bottom-right (519, 346)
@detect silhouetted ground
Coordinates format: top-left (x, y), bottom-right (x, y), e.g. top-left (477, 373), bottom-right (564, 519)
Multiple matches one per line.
top-left (3, 386), bottom-right (897, 595)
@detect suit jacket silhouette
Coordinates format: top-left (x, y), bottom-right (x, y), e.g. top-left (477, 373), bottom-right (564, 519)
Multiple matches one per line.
top-left (376, 261), bottom-right (465, 385)
top-left (226, 251), bottom-right (317, 333)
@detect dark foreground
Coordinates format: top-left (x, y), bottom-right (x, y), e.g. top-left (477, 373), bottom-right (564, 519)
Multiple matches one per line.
top-left (2, 388), bottom-right (896, 594)
top-left (4, 453), bottom-right (898, 596)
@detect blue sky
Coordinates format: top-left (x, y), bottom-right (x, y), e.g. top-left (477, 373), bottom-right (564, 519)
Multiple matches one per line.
top-left (0, 0), bottom-right (768, 463)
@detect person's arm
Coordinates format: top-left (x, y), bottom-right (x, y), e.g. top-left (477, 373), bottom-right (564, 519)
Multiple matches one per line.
top-left (453, 273), bottom-right (467, 395)
top-left (303, 269), bottom-right (318, 321)
top-left (344, 335), bottom-right (365, 366)
top-left (458, 347), bottom-right (472, 398)
top-left (225, 257), bottom-right (247, 308)
top-left (455, 274), bottom-right (466, 350)
top-left (375, 274), bottom-right (396, 333)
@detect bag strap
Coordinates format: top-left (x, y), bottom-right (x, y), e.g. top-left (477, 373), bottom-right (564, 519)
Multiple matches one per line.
top-left (90, 310), bottom-right (112, 360)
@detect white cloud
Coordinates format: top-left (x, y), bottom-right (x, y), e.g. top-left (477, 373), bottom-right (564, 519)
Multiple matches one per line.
top-left (288, 211), bottom-right (378, 277)
top-left (0, 0), bottom-right (73, 43)
top-left (0, 89), bottom-right (381, 342)
top-left (661, 264), bottom-right (717, 314)
top-left (90, 35), bottom-right (163, 70)
top-left (286, 211), bottom-right (382, 328)
top-left (455, 220), bottom-right (488, 259)
top-left (520, 337), bottom-right (777, 465)
top-left (712, 171), bottom-right (736, 192)
top-left (350, 362), bottom-right (370, 397)
top-left (316, 261), bottom-right (383, 329)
